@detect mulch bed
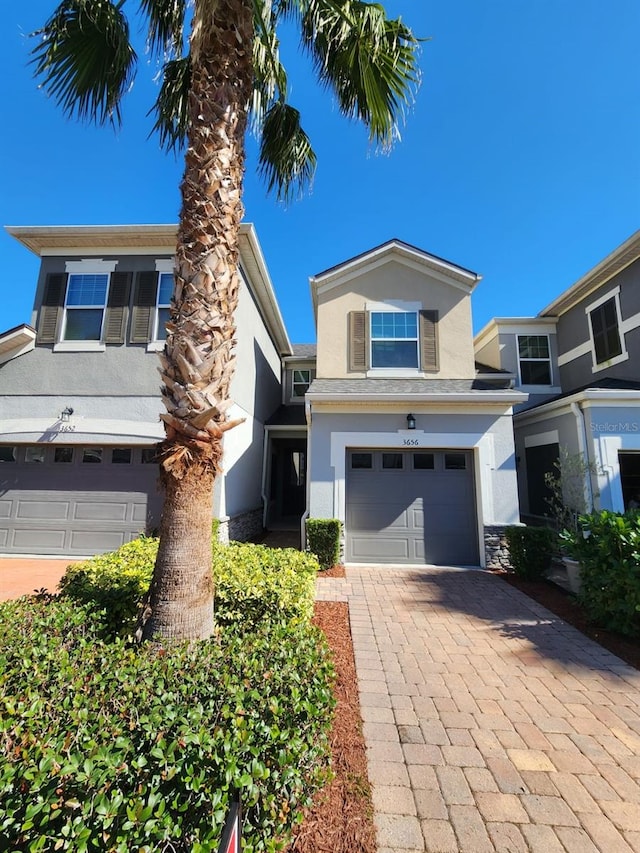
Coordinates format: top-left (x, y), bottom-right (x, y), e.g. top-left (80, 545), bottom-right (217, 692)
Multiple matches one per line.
top-left (496, 571), bottom-right (640, 671)
top-left (287, 600), bottom-right (376, 853)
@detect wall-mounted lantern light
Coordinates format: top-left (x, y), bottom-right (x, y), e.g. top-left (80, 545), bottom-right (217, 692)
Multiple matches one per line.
top-left (406, 413), bottom-right (416, 430)
top-left (61, 407), bottom-right (74, 422)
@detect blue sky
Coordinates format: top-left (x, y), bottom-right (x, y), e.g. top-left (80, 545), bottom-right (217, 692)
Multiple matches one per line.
top-left (1, 1), bottom-right (638, 344)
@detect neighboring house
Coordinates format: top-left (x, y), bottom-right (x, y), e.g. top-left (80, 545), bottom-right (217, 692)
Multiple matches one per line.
top-left (475, 230), bottom-right (640, 520)
top-left (296, 240), bottom-right (526, 568)
top-left (0, 224), bottom-right (290, 556)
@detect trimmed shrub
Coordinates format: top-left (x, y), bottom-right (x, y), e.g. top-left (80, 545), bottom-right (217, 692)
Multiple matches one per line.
top-left (58, 537), bottom-right (158, 638)
top-left (573, 510), bottom-right (640, 637)
top-left (306, 518), bottom-right (342, 570)
top-left (0, 596), bottom-right (335, 853)
top-left (505, 525), bottom-right (556, 580)
top-left (213, 542), bottom-right (319, 628)
top-left (59, 538), bottom-right (319, 637)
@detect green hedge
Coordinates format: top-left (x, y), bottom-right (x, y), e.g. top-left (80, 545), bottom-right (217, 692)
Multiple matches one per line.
top-left (572, 510), bottom-right (640, 637)
top-left (58, 537), bottom-right (158, 638)
top-left (505, 526), bottom-right (556, 580)
top-left (59, 537), bottom-right (318, 638)
top-left (0, 596), bottom-right (334, 852)
top-left (306, 519), bottom-right (342, 570)
top-left (213, 542), bottom-right (319, 629)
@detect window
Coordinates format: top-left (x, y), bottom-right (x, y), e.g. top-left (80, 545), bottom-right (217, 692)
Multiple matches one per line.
top-left (141, 448), bottom-right (157, 464)
top-left (382, 452), bottom-right (403, 469)
top-left (54, 447), bottom-right (74, 463)
top-left (413, 453), bottom-right (435, 470)
top-left (155, 273), bottom-right (173, 341)
top-left (370, 312), bottom-right (419, 369)
top-left (111, 448), bottom-right (132, 464)
top-left (444, 453), bottom-right (467, 470)
top-left (63, 274), bottom-right (109, 341)
top-left (25, 447), bottom-right (46, 463)
top-left (82, 448), bottom-right (103, 464)
top-left (351, 452), bottom-right (372, 470)
top-left (590, 297), bottom-right (623, 365)
top-left (518, 335), bottom-right (552, 385)
top-left (0, 446), bottom-right (16, 463)
top-left (292, 369), bottom-right (311, 398)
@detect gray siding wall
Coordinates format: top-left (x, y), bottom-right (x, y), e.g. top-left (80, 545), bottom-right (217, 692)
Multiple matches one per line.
top-left (556, 258), bottom-right (640, 391)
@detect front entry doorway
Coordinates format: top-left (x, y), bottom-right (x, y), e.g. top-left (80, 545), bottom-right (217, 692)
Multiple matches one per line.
top-left (267, 438), bottom-right (307, 528)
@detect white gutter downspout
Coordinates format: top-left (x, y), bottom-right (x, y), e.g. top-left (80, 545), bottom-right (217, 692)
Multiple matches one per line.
top-left (571, 401), bottom-right (595, 510)
top-left (301, 399), bottom-right (312, 549)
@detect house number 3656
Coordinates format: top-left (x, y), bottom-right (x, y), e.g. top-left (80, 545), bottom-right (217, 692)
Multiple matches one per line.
top-left (402, 438), bottom-right (419, 446)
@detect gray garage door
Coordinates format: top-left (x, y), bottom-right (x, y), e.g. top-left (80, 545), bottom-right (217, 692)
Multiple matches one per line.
top-left (0, 444), bottom-right (162, 556)
top-left (346, 448), bottom-right (478, 566)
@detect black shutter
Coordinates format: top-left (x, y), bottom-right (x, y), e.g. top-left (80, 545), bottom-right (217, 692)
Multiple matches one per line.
top-left (420, 310), bottom-right (439, 372)
top-left (104, 272), bottom-right (132, 344)
top-left (349, 310), bottom-right (368, 371)
top-left (36, 273), bottom-right (67, 344)
top-left (130, 271), bottom-right (158, 343)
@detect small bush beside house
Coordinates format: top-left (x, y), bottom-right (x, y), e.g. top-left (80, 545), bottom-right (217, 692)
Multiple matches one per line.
top-left (306, 519), bottom-right (342, 570)
top-left (0, 540), bottom-right (334, 852)
top-left (572, 510), bottom-right (640, 638)
top-left (505, 526), bottom-right (556, 580)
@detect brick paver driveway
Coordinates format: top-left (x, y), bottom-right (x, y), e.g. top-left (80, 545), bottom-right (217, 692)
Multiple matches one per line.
top-left (316, 566), bottom-right (640, 853)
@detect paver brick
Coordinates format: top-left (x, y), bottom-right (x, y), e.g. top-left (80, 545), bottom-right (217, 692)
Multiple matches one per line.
top-left (554, 825), bottom-right (600, 852)
top-left (440, 745), bottom-right (486, 767)
top-left (518, 770), bottom-right (559, 796)
top-left (579, 812), bottom-right (636, 853)
top-left (436, 765), bottom-right (474, 805)
top-left (475, 792), bottom-right (530, 824)
top-left (449, 804), bottom-right (494, 852)
top-left (507, 748), bottom-right (556, 772)
top-left (371, 784), bottom-right (417, 815)
top-left (402, 743), bottom-right (444, 766)
top-left (375, 814), bottom-right (423, 850)
top-left (521, 794), bottom-right (580, 826)
top-left (414, 788), bottom-right (448, 820)
top-left (464, 767), bottom-right (500, 793)
top-left (486, 756), bottom-right (527, 794)
top-left (367, 760), bottom-right (410, 787)
top-left (486, 822), bottom-right (528, 852)
top-left (421, 819), bottom-right (458, 852)
top-left (521, 824), bottom-right (566, 853)
top-left (601, 801), bottom-right (640, 832)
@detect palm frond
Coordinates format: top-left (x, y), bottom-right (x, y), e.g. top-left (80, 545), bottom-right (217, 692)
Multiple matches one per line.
top-left (300, 0), bottom-right (420, 148)
top-left (258, 101), bottom-right (317, 202)
top-left (149, 55), bottom-right (191, 151)
top-left (251, 0), bottom-right (288, 129)
top-left (30, 0), bottom-right (136, 126)
top-left (139, 0), bottom-right (186, 57)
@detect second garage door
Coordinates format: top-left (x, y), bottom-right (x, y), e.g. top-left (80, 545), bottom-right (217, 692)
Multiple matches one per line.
top-left (346, 448), bottom-right (478, 566)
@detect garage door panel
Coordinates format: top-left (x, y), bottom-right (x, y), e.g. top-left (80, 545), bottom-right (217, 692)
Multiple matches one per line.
top-left (16, 500), bottom-right (70, 520)
top-left (346, 449), bottom-right (478, 566)
top-left (0, 530), bottom-right (7, 547)
top-left (351, 536), bottom-right (409, 560)
top-left (74, 501), bottom-right (128, 521)
top-left (348, 503), bottom-right (410, 531)
top-left (13, 528), bottom-right (67, 549)
top-left (0, 501), bottom-right (11, 519)
top-left (70, 531), bottom-right (127, 551)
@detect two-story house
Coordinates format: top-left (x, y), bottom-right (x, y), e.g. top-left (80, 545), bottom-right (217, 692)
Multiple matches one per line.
top-left (295, 240), bottom-right (526, 567)
top-left (0, 224), bottom-right (290, 556)
top-left (475, 230), bottom-right (640, 520)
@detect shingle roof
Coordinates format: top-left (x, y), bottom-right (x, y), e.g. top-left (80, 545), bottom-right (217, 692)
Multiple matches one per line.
top-left (289, 344), bottom-right (317, 358)
top-left (307, 377), bottom-right (516, 395)
top-left (265, 405), bottom-right (308, 426)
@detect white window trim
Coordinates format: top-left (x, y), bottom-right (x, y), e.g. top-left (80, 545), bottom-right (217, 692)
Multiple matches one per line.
top-left (516, 334), bottom-right (553, 387)
top-left (369, 308), bottom-right (420, 372)
top-left (291, 368), bottom-right (311, 401)
top-left (59, 259), bottom-right (118, 348)
top-left (585, 286), bottom-right (628, 373)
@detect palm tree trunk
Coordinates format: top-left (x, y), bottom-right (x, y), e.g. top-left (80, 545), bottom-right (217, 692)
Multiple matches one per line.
top-left (141, 0), bottom-right (254, 641)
